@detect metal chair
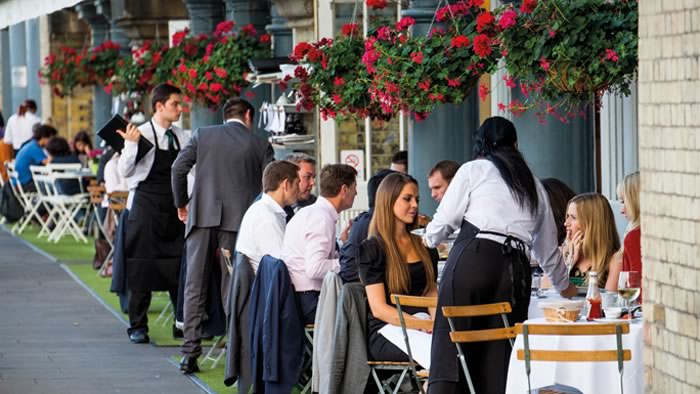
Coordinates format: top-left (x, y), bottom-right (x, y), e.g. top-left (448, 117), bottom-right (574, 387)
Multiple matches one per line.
top-left (442, 302), bottom-right (517, 394)
top-left (391, 294), bottom-right (436, 394)
top-left (6, 161), bottom-right (45, 234)
top-left (515, 322), bottom-right (631, 394)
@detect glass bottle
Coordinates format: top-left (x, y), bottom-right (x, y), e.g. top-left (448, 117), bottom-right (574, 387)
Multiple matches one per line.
top-left (585, 272), bottom-right (602, 320)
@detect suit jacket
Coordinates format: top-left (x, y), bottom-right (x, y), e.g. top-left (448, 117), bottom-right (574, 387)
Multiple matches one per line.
top-left (339, 209), bottom-right (373, 283)
top-left (172, 121), bottom-right (274, 236)
top-left (248, 255), bottom-right (304, 393)
top-left (328, 283), bottom-right (370, 394)
top-left (224, 252), bottom-right (256, 391)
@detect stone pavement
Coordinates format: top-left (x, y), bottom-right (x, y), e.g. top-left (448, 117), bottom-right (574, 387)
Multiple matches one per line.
top-left (0, 228), bottom-right (204, 394)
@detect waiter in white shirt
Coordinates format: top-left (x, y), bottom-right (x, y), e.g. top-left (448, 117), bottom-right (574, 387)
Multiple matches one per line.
top-left (3, 100), bottom-right (41, 156)
top-left (280, 164), bottom-right (357, 324)
top-left (236, 160), bottom-right (300, 271)
top-left (117, 83), bottom-right (189, 344)
top-left (424, 117), bottom-right (577, 394)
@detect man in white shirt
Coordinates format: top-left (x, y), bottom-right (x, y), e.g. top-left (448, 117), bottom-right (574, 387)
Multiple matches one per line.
top-left (3, 100), bottom-right (41, 156)
top-left (116, 83), bottom-right (189, 345)
top-left (236, 160), bottom-right (300, 271)
top-left (281, 164), bottom-right (358, 324)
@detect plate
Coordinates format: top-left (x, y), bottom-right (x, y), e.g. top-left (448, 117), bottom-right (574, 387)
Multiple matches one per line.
top-left (592, 318), bottom-right (631, 323)
top-left (410, 228), bottom-right (459, 242)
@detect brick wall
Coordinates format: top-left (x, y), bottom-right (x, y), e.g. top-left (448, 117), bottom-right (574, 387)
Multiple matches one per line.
top-left (639, 1), bottom-right (700, 392)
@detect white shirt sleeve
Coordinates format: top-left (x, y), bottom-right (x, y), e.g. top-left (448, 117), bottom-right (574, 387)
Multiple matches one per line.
top-left (303, 216), bottom-right (340, 279)
top-left (424, 163), bottom-right (472, 248)
top-left (531, 183), bottom-right (570, 292)
top-left (117, 140), bottom-right (139, 178)
top-left (3, 116), bottom-right (14, 144)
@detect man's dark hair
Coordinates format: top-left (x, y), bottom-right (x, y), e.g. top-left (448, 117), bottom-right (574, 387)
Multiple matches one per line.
top-left (320, 164), bottom-right (357, 198)
top-left (283, 152), bottom-right (317, 166)
top-left (150, 83), bottom-right (182, 112)
top-left (46, 137), bottom-right (72, 157)
top-left (223, 97), bottom-right (255, 122)
top-left (263, 161), bottom-right (300, 193)
top-left (33, 125), bottom-right (58, 141)
top-left (428, 160), bottom-right (460, 183)
top-left (367, 169), bottom-right (396, 208)
top-left (391, 150), bottom-right (408, 166)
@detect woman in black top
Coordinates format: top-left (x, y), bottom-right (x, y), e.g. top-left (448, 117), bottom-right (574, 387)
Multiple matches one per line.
top-left (358, 173), bottom-right (438, 363)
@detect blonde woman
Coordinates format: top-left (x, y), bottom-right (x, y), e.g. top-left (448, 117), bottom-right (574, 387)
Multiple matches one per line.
top-left (358, 173), bottom-right (438, 363)
top-left (564, 193), bottom-right (621, 291)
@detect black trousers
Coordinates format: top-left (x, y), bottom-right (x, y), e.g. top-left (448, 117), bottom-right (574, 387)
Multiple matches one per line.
top-left (296, 291), bottom-right (320, 325)
top-left (369, 330), bottom-right (408, 362)
top-left (127, 290), bottom-right (178, 335)
top-left (428, 237), bottom-right (530, 394)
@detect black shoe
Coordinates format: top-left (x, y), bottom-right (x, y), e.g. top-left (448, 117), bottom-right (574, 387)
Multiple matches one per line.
top-left (173, 325), bottom-right (184, 339)
top-left (129, 331), bottom-right (150, 344)
top-left (180, 356), bottom-right (200, 374)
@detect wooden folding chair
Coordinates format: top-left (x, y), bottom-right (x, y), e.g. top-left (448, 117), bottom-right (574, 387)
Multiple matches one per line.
top-left (442, 302), bottom-right (517, 394)
top-left (514, 322), bottom-right (631, 394)
top-left (390, 294), bottom-right (436, 394)
top-left (97, 191), bottom-right (128, 276)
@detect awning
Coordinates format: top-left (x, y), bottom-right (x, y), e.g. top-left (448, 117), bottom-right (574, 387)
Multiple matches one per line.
top-left (0, 0), bottom-right (83, 30)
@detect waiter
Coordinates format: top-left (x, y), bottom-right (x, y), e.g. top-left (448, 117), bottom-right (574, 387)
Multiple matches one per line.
top-left (117, 83), bottom-right (189, 344)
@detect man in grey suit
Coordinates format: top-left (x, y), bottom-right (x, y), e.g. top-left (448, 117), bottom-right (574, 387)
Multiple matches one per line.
top-left (172, 98), bottom-right (274, 373)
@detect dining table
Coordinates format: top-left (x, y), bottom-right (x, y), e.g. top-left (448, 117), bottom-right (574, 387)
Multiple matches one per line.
top-left (506, 292), bottom-right (644, 394)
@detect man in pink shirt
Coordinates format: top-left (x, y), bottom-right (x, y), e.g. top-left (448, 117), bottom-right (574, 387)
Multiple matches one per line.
top-left (280, 164), bottom-right (358, 324)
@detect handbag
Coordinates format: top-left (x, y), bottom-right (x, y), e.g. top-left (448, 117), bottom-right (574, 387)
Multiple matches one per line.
top-left (0, 183), bottom-right (24, 223)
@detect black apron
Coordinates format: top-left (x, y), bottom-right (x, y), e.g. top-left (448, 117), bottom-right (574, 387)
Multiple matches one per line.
top-left (124, 123), bottom-right (184, 292)
top-left (429, 220), bottom-right (531, 392)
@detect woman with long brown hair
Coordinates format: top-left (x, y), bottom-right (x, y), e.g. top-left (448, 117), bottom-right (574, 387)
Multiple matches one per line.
top-left (358, 172), bottom-right (438, 363)
top-left (564, 192), bottom-right (622, 291)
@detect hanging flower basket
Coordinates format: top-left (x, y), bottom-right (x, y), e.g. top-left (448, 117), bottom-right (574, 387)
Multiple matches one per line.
top-left (81, 40), bottom-right (121, 86)
top-left (292, 23), bottom-right (388, 121)
top-left (110, 40), bottom-right (166, 96)
top-left (169, 21), bottom-right (271, 110)
top-left (496, 0), bottom-right (638, 122)
top-left (39, 47), bottom-right (86, 97)
top-left (365, 1), bottom-right (500, 120)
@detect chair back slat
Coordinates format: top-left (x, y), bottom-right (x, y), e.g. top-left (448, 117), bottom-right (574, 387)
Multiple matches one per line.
top-left (391, 294), bottom-right (437, 308)
top-left (108, 191), bottom-right (128, 211)
top-left (516, 349), bottom-right (632, 362)
top-left (450, 327), bottom-right (517, 343)
top-left (515, 323), bottom-right (630, 336)
top-left (403, 318), bottom-right (434, 331)
top-left (87, 184), bottom-right (106, 204)
top-left (442, 302), bottom-right (512, 318)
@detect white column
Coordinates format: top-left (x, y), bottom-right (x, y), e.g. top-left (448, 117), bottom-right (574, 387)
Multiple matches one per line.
top-left (318, 0), bottom-right (337, 166)
top-left (599, 83), bottom-right (639, 199)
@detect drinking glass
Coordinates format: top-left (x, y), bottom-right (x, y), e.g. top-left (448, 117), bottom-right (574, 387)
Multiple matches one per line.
top-left (617, 271), bottom-right (641, 317)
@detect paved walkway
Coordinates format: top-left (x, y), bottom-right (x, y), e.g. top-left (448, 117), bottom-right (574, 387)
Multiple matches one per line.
top-left (0, 228), bottom-right (204, 394)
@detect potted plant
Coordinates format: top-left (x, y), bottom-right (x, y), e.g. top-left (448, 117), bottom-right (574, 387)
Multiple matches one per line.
top-left (496, 0), bottom-right (638, 122)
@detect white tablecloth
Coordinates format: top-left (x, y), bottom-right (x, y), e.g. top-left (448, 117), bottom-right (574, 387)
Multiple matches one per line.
top-left (505, 318), bottom-right (644, 394)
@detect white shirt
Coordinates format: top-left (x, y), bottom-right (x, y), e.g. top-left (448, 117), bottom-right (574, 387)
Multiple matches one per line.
top-left (117, 119), bottom-right (190, 209)
top-left (102, 154), bottom-right (128, 208)
top-left (3, 112), bottom-right (41, 150)
top-left (425, 159), bottom-right (569, 292)
top-left (236, 193), bottom-right (288, 272)
top-left (280, 196), bottom-right (340, 292)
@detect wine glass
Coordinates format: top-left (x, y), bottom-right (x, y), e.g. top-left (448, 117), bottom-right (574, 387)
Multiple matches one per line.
top-left (617, 271), bottom-right (641, 318)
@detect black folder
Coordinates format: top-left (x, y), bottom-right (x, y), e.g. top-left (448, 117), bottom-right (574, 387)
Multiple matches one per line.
top-left (97, 114), bottom-right (154, 164)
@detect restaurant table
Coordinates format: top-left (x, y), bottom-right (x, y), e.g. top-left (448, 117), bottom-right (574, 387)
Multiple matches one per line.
top-left (505, 317), bottom-right (644, 394)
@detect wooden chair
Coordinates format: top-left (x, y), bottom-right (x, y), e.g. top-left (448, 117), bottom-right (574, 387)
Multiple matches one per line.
top-left (514, 322), bottom-right (631, 394)
top-left (391, 294), bottom-right (436, 394)
top-left (442, 302), bottom-right (517, 394)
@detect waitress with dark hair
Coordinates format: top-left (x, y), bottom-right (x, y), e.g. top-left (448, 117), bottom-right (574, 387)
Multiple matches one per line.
top-left (425, 117), bottom-right (576, 393)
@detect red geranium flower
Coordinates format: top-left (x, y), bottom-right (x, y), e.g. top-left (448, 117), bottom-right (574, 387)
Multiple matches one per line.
top-left (498, 10), bottom-right (517, 30)
top-left (214, 21), bottom-right (235, 37)
top-left (260, 34), bottom-right (271, 43)
top-left (332, 94), bottom-right (343, 105)
top-left (410, 51), bottom-right (424, 64)
top-left (241, 24), bottom-right (257, 36)
top-left (210, 83), bottom-right (222, 92)
top-left (214, 67), bottom-right (227, 78)
top-left (418, 80), bottom-right (431, 92)
top-left (447, 77), bottom-right (461, 87)
top-left (605, 49), bottom-right (619, 62)
top-left (172, 29), bottom-right (189, 46)
top-left (476, 12), bottom-right (495, 33)
top-left (342, 23), bottom-right (359, 37)
top-left (334, 77), bottom-right (345, 86)
top-left (539, 57), bottom-right (550, 71)
top-left (520, 0), bottom-right (538, 14)
top-left (367, 0), bottom-right (387, 9)
top-left (189, 68), bottom-right (198, 79)
top-left (478, 84), bottom-right (489, 101)
top-left (396, 17), bottom-right (416, 31)
top-left (450, 35), bottom-right (471, 49)
top-left (473, 34), bottom-right (492, 58)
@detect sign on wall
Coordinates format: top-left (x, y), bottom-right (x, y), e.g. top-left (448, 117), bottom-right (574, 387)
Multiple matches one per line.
top-left (11, 66), bottom-right (27, 88)
top-left (341, 149), bottom-right (365, 182)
